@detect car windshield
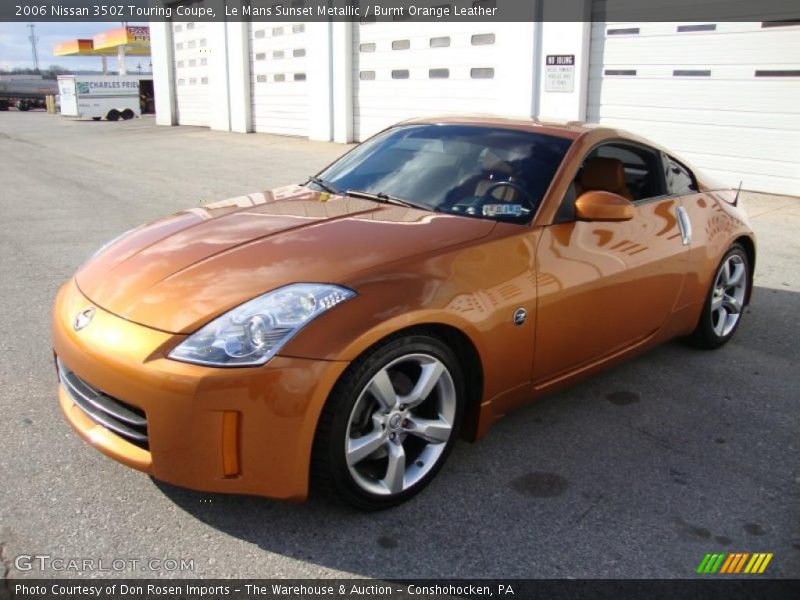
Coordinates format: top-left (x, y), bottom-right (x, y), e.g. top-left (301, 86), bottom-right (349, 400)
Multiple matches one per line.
top-left (311, 124), bottom-right (573, 224)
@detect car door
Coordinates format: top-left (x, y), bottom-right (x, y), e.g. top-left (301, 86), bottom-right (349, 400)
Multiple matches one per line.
top-left (532, 141), bottom-right (688, 385)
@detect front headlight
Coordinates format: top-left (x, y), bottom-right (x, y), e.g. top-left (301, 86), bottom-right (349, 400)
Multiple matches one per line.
top-left (168, 283), bottom-right (356, 367)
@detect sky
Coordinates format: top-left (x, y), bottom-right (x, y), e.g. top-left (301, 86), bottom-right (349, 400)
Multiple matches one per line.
top-left (0, 22), bottom-right (149, 72)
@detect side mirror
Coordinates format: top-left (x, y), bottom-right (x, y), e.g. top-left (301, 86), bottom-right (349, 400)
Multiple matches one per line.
top-left (574, 190), bottom-right (634, 222)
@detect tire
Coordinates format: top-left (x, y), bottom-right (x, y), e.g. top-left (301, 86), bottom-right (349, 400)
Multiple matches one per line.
top-left (17, 101), bottom-right (29, 112)
top-left (107, 109), bottom-right (121, 122)
top-left (0, 99), bottom-right (9, 111)
top-left (312, 332), bottom-right (464, 510)
top-left (121, 109), bottom-right (135, 120)
top-left (688, 243), bottom-right (750, 349)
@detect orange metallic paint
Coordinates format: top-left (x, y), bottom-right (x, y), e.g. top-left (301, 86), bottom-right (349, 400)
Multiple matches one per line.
top-left (574, 190), bottom-right (635, 221)
top-left (52, 118), bottom-right (755, 500)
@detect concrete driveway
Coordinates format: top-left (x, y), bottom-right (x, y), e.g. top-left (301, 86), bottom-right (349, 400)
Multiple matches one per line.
top-left (1, 112), bottom-right (798, 579)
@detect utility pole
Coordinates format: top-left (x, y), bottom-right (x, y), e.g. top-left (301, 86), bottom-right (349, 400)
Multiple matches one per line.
top-left (27, 23), bottom-right (40, 73)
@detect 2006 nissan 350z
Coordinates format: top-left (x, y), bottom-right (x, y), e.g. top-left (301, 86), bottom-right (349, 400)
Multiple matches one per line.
top-left (52, 117), bottom-right (756, 509)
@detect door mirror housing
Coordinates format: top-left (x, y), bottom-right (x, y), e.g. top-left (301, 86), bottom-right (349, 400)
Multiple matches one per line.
top-left (574, 190), bottom-right (634, 222)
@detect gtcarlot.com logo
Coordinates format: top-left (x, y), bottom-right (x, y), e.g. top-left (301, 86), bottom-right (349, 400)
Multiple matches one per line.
top-left (14, 554), bottom-right (195, 573)
top-left (696, 552), bottom-right (773, 574)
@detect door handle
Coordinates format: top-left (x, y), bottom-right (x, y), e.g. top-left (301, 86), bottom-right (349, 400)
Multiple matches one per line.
top-left (676, 206), bottom-right (692, 246)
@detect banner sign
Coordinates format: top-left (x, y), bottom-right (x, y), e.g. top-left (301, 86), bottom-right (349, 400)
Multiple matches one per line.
top-left (71, 77), bottom-right (143, 96)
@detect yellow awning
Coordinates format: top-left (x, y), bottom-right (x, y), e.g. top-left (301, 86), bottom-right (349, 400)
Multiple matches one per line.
top-left (93, 26), bottom-right (151, 53)
top-left (53, 26), bottom-right (151, 57)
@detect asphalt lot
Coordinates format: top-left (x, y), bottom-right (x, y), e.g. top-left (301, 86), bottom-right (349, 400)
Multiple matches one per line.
top-left (1, 112), bottom-right (798, 580)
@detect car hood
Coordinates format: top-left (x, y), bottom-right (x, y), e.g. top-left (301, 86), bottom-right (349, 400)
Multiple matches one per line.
top-left (76, 185), bottom-right (495, 333)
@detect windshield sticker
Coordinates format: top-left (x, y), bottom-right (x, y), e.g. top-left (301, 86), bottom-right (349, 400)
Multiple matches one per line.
top-left (483, 204), bottom-right (524, 217)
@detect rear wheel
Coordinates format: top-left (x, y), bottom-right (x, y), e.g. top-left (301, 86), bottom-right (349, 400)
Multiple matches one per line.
top-left (121, 109), bottom-right (135, 120)
top-left (312, 333), bottom-right (463, 510)
top-left (106, 109), bottom-right (120, 121)
top-left (688, 243), bottom-right (750, 349)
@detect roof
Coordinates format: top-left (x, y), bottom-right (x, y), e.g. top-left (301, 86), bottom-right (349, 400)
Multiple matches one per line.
top-left (397, 114), bottom-right (605, 140)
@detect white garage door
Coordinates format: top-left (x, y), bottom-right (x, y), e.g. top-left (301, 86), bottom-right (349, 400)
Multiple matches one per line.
top-left (249, 22), bottom-right (310, 137)
top-left (172, 11), bottom-right (210, 127)
top-left (587, 20), bottom-right (800, 195)
top-left (353, 23), bottom-right (510, 141)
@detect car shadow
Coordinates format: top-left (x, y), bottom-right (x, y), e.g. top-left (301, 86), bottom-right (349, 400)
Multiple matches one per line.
top-left (155, 285), bottom-right (800, 578)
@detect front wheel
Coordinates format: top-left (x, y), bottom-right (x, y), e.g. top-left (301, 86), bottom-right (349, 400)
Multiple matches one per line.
top-left (688, 243), bottom-right (750, 349)
top-left (312, 333), bottom-right (464, 510)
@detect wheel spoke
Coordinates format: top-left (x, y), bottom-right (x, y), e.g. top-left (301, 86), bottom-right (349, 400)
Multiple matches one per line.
top-left (720, 261), bottom-right (731, 286)
top-left (367, 368), bottom-right (398, 411)
top-left (402, 360), bottom-right (445, 408)
top-left (346, 427), bottom-right (386, 466)
top-left (712, 308), bottom-right (727, 336)
top-left (405, 415), bottom-right (452, 444)
top-left (382, 442), bottom-right (406, 494)
top-left (727, 262), bottom-right (745, 288)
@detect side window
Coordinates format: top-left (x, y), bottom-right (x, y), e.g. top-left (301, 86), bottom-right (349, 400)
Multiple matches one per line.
top-left (664, 155), bottom-right (698, 195)
top-left (556, 141), bottom-right (666, 223)
top-left (592, 143), bottom-right (664, 201)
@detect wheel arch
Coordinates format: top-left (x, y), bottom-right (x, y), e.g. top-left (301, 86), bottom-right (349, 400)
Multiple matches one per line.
top-left (327, 321), bottom-right (486, 443)
top-left (733, 235), bottom-right (756, 305)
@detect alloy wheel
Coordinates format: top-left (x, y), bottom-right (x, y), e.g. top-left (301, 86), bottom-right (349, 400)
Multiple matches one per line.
top-left (345, 353), bottom-right (457, 496)
top-left (710, 254), bottom-right (747, 337)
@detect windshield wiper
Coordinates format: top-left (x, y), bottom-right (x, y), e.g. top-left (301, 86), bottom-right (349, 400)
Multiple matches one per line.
top-left (307, 176), bottom-right (340, 194)
top-left (345, 189), bottom-right (428, 211)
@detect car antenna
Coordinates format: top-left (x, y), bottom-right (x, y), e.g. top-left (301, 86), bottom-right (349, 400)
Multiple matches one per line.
top-left (733, 180), bottom-right (742, 207)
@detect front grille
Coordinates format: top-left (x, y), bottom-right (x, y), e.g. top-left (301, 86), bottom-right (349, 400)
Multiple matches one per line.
top-left (56, 358), bottom-right (149, 450)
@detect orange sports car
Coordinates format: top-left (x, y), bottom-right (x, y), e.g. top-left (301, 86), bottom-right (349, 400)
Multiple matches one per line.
top-left (52, 117), bottom-right (755, 509)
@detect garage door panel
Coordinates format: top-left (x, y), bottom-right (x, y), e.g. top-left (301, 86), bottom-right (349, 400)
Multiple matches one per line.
top-left (699, 168), bottom-right (799, 197)
top-left (172, 10), bottom-right (210, 128)
top-left (249, 22), bottom-right (310, 137)
top-left (352, 22), bottom-right (508, 141)
top-left (588, 79), bottom-right (799, 113)
top-left (588, 118), bottom-right (800, 163)
top-left (588, 17), bottom-right (800, 195)
top-left (590, 30), bottom-right (800, 65)
top-left (591, 104), bottom-right (800, 131)
top-left (588, 63), bottom-right (800, 81)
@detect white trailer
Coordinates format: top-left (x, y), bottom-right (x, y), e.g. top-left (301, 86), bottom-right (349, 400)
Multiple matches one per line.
top-left (57, 75), bottom-right (152, 121)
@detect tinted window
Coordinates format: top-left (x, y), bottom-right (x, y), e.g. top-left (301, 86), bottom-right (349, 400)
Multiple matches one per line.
top-left (314, 124), bottom-right (572, 224)
top-left (665, 155), bottom-right (698, 195)
top-left (557, 142), bottom-right (665, 222)
top-left (590, 143), bottom-right (664, 201)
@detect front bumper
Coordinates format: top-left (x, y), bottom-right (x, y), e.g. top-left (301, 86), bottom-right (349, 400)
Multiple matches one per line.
top-left (52, 279), bottom-right (349, 500)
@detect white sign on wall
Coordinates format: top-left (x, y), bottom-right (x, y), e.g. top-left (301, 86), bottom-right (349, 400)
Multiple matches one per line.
top-left (545, 55), bottom-right (575, 93)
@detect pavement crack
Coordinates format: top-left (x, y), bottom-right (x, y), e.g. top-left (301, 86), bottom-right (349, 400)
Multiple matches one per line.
top-left (625, 423), bottom-right (685, 454)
